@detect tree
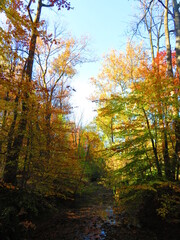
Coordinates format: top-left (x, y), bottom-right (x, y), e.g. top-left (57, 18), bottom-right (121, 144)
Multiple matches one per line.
top-left (133, 0), bottom-right (164, 60)
top-left (132, 0), bottom-right (180, 180)
top-left (2, 0), bottom-right (72, 185)
top-left (92, 42), bottom-right (179, 186)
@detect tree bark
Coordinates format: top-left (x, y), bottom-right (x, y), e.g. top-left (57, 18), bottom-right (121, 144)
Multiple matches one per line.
top-left (164, 0), bottom-right (173, 76)
top-left (173, 0), bottom-right (180, 73)
top-left (172, 0), bottom-right (180, 181)
top-left (3, 0), bottom-right (42, 185)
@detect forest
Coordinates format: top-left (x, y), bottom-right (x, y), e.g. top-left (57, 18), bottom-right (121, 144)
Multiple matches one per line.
top-left (0, 0), bottom-right (180, 239)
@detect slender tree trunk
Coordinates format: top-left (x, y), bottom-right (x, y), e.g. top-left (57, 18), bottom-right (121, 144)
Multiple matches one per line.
top-left (148, 4), bottom-right (154, 60)
top-left (163, 129), bottom-right (172, 180)
top-left (164, 0), bottom-right (173, 76)
top-left (143, 0), bottom-right (154, 60)
top-left (45, 101), bottom-right (51, 163)
top-left (177, 162), bottom-right (180, 181)
top-left (158, 1), bottom-right (172, 180)
top-left (144, 146), bottom-right (153, 175)
top-left (175, 120), bottom-right (180, 180)
top-left (142, 108), bottom-right (162, 177)
top-left (111, 117), bottom-right (114, 144)
top-left (173, 0), bottom-right (180, 178)
top-left (157, 12), bottom-right (164, 55)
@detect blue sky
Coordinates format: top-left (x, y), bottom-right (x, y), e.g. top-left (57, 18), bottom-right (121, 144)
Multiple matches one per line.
top-left (46, 0), bottom-right (136, 125)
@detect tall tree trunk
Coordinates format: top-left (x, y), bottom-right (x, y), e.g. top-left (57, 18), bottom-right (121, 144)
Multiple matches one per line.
top-left (0, 93), bottom-right (9, 150)
top-left (148, 2), bottom-right (154, 60)
top-left (3, 95), bottom-right (19, 184)
top-left (173, 0), bottom-right (180, 73)
top-left (3, 0), bottom-right (42, 185)
top-left (161, 0), bottom-right (172, 180)
top-left (175, 120), bottom-right (180, 180)
top-left (164, 0), bottom-right (173, 76)
top-left (157, 12), bottom-right (164, 55)
top-left (172, 0), bottom-right (180, 181)
top-left (173, 0), bottom-right (180, 181)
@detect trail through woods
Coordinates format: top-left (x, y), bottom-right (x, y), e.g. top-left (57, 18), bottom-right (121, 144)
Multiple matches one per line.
top-left (32, 183), bottom-right (174, 240)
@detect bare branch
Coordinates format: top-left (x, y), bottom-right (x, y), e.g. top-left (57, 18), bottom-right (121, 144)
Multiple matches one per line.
top-left (27, 0), bottom-right (33, 23)
top-left (42, 3), bottom-right (54, 8)
top-left (157, 0), bottom-right (175, 18)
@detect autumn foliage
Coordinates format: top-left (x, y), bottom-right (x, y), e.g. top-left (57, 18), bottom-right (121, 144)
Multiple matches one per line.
top-left (92, 42), bottom-right (180, 186)
top-left (0, 0), bottom-right (101, 198)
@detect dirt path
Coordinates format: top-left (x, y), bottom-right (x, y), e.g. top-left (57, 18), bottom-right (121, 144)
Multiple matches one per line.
top-left (31, 183), bottom-right (161, 240)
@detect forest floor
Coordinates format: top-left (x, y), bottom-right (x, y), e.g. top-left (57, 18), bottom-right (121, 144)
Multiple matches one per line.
top-left (32, 182), bottom-right (180, 240)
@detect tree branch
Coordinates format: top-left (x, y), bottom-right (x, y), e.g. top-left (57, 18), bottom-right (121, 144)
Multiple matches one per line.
top-left (42, 3), bottom-right (54, 8)
top-left (157, 0), bottom-right (175, 18)
top-left (27, 0), bottom-right (33, 23)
